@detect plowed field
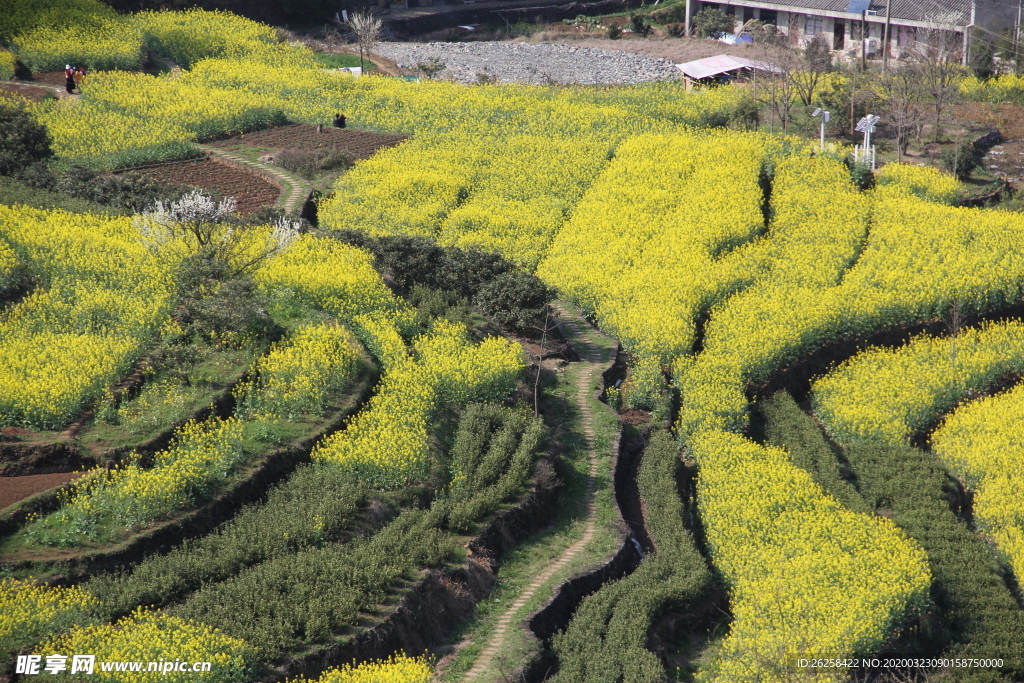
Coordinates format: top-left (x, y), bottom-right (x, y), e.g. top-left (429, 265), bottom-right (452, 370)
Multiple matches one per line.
top-left (123, 158), bottom-right (280, 215)
top-left (210, 123), bottom-right (407, 160)
top-left (0, 471), bottom-right (86, 511)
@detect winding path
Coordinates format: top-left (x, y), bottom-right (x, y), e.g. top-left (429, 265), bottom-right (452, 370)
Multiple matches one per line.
top-left (461, 303), bottom-right (617, 682)
top-left (197, 145), bottom-right (313, 216)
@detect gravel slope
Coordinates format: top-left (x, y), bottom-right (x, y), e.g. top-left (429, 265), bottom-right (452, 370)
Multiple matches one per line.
top-left (373, 41), bottom-right (679, 84)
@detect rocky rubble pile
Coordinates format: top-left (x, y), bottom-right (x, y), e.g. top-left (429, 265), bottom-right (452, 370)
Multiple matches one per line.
top-left (374, 41), bottom-right (678, 84)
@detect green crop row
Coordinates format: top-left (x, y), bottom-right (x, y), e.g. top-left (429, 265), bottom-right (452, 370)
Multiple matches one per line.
top-left (551, 430), bottom-right (713, 682)
top-left (765, 391), bottom-right (1024, 682)
top-left (87, 403), bottom-right (543, 662)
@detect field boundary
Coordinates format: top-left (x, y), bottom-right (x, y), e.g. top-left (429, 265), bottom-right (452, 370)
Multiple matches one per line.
top-left (458, 303), bottom-right (623, 682)
top-left (267, 456), bottom-right (566, 681)
top-left (0, 361), bottom-right (379, 579)
top-left (198, 145), bottom-right (313, 215)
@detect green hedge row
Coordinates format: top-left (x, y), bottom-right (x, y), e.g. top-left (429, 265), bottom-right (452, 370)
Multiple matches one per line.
top-left (765, 391), bottom-right (1024, 683)
top-left (89, 403), bottom-right (544, 662)
top-left (551, 430), bottom-right (713, 683)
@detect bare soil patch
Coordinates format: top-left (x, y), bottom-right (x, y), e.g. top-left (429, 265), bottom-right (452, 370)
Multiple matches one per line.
top-left (0, 82), bottom-right (55, 103)
top-left (28, 71), bottom-right (72, 89)
top-left (0, 472), bottom-right (86, 511)
top-left (121, 158), bottom-right (280, 215)
top-left (953, 102), bottom-right (1024, 141)
top-left (210, 123), bottom-right (408, 161)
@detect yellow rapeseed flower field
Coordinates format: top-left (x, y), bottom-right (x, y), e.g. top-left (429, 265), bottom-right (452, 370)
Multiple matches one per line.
top-left (0, 578), bottom-right (97, 657)
top-left (287, 655), bottom-right (431, 683)
top-left (41, 608), bottom-right (256, 683)
top-left (312, 321), bottom-right (523, 487)
top-left (0, 205), bottom-right (176, 429)
top-left (812, 321), bottom-right (1024, 445)
top-left (932, 385), bottom-right (1024, 584)
top-left (238, 322), bottom-right (361, 419)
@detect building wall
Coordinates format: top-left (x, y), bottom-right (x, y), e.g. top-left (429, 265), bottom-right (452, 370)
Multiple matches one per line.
top-left (701, 1), bottom-right (977, 58)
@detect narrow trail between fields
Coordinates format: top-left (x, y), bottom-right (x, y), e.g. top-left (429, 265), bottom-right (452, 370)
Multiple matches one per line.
top-left (197, 145), bottom-right (312, 215)
top-left (460, 303), bottom-right (616, 682)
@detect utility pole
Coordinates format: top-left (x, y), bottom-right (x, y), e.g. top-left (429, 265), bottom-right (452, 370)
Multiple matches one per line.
top-left (1016, 0), bottom-right (1022, 73)
top-left (685, 0), bottom-right (692, 37)
top-left (883, 0), bottom-right (892, 71)
top-left (861, 9), bottom-right (867, 71)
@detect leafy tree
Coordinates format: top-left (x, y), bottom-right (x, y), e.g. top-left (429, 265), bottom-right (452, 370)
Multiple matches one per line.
top-left (692, 8), bottom-right (734, 39)
top-left (474, 271), bottom-right (554, 331)
top-left (870, 66), bottom-right (929, 160)
top-left (629, 14), bottom-right (651, 38)
top-left (0, 102), bottom-right (52, 177)
top-left (968, 27), bottom-right (996, 80)
top-left (909, 29), bottom-right (966, 142)
top-left (791, 35), bottom-right (833, 106)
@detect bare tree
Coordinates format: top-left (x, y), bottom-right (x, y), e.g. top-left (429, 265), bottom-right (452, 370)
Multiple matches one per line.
top-left (756, 43), bottom-right (800, 133)
top-left (907, 29), bottom-right (966, 142)
top-left (791, 34), bottom-right (833, 106)
top-left (349, 12), bottom-right (383, 72)
top-left (870, 65), bottom-right (929, 160)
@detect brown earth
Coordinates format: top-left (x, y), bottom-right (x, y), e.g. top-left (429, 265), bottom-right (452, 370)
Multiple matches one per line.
top-left (0, 471), bottom-right (86, 511)
top-left (122, 157), bottom-right (281, 215)
top-left (209, 123), bottom-right (408, 161)
top-left (952, 102), bottom-right (1024, 141)
top-left (0, 82), bottom-right (55, 103)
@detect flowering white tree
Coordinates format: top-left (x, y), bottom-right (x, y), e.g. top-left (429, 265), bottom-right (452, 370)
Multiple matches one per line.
top-left (135, 190), bottom-right (299, 275)
top-left (349, 12), bottom-right (383, 72)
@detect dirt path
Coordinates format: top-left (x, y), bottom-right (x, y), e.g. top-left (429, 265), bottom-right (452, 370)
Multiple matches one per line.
top-left (197, 145), bottom-right (312, 215)
top-left (460, 303), bottom-right (616, 682)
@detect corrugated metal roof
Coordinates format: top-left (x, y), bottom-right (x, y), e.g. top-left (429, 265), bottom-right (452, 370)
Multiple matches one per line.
top-left (741, 0), bottom-right (970, 25)
top-left (675, 55), bottom-right (782, 79)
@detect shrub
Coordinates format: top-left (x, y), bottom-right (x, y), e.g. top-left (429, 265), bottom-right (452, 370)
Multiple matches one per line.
top-left (407, 285), bottom-right (471, 328)
top-left (173, 248), bottom-right (275, 346)
top-left (0, 50), bottom-right (16, 80)
top-left (13, 162), bottom-right (191, 212)
top-left (650, 4), bottom-right (687, 24)
top-left (730, 96), bottom-right (760, 130)
top-left (416, 56), bottom-right (446, 79)
top-left (697, 109), bottom-right (730, 128)
top-left (329, 232), bottom-right (514, 300)
top-left (665, 23), bottom-right (686, 38)
top-left (941, 139), bottom-right (979, 180)
top-left (274, 147), bottom-right (353, 179)
top-left (607, 22), bottom-right (622, 39)
top-left (552, 430), bottom-right (712, 682)
top-left (474, 271), bottom-right (554, 331)
top-left (692, 7), bottom-right (734, 38)
top-left (86, 463), bottom-right (368, 620)
top-left (442, 403), bottom-right (544, 532)
top-left (848, 159), bottom-right (875, 190)
top-left (629, 14), bottom-right (652, 38)
top-left (0, 101), bottom-right (52, 177)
